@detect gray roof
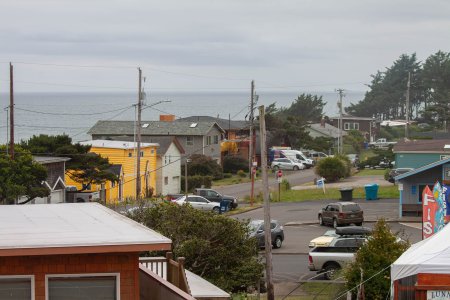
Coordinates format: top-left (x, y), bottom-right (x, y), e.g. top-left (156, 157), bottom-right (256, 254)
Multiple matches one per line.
top-left (393, 139), bottom-right (450, 153)
top-left (33, 156), bottom-right (71, 164)
top-left (307, 123), bottom-right (347, 138)
top-left (176, 116), bottom-right (251, 131)
top-left (88, 120), bottom-right (224, 137)
top-left (100, 135), bottom-right (185, 155)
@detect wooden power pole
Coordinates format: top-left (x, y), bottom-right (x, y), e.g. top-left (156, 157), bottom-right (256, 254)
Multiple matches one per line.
top-left (259, 105), bottom-right (274, 300)
top-left (9, 62), bottom-right (14, 160)
top-left (405, 72), bottom-right (410, 138)
top-left (249, 80), bottom-right (255, 206)
top-left (336, 88), bottom-right (344, 154)
top-left (136, 68), bottom-right (143, 201)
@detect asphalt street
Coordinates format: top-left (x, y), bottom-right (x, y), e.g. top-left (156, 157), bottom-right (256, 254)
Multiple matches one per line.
top-left (213, 168), bottom-right (316, 199)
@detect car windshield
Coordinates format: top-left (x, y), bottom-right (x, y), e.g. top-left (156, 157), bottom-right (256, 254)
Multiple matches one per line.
top-left (342, 204), bottom-right (361, 212)
top-left (249, 220), bottom-right (263, 232)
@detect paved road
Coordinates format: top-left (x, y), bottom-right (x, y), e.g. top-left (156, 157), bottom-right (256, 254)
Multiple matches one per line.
top-left (213, 169), bottom-right (316, 199)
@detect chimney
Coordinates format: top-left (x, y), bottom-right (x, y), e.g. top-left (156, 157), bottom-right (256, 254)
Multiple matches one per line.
top-left (160, 114), bottom-right (175, 122)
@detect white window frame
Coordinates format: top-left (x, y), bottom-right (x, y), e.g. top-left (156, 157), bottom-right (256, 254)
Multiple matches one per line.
top-left (214, 135), bottom-right (219, 144)
top-left (45, 273), bottom-right (120, 300)
top-left (186, 136), bottom-right (194, 146)
top-left (353, 122), bottom-right (359, 130)
top-left (344, 122), bottom-right (350, 130)
top-left (0, 275), bottom-right (35, 300)
top-left (206, 136), bottom-right (212, 146)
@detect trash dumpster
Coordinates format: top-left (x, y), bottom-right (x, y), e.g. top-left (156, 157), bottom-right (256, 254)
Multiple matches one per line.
top-left (365, 184), bottom-right (379, 200)
top-left (340, 187), bottom-right (353, 201)
top-left (220, 200), bottom-right (231, 214)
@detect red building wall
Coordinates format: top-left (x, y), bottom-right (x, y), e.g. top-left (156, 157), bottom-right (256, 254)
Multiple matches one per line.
top-left (0, 252), bottom-right (139, 300)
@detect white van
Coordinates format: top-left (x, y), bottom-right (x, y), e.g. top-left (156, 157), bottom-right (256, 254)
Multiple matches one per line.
top-left (280, 150), bottom-right (314, 168)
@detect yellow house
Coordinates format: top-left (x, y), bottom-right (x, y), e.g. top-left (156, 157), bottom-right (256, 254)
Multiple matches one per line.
top-left (66, 140), bottom-right (159, 203)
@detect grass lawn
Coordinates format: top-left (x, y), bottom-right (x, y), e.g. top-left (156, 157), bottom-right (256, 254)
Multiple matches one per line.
top-left (249, 185), bottom-right (399, 203)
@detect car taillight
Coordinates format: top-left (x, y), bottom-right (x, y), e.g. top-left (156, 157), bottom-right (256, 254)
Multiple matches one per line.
top-left (339, 213), bottom-right (344, 218)
top-left (308, 255), bottom-right (313, 264)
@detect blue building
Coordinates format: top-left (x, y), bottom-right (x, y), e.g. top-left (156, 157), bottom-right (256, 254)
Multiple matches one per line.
top-left (393, 139), bottom-right (450, 169)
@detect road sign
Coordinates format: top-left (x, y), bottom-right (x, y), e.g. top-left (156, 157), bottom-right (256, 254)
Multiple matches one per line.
top-left (276, 170), bottom-right (283, 178)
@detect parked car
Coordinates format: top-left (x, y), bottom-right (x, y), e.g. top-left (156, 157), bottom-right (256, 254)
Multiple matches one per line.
top-left (309, 226), bottom-right (371, 248)
top-left (270, 158), bottom-right (305, 171)
top-left (387, 168), bottom-right (414, 183)
top-left (175, 195), bottom-right (220, 213)
top-left (193, 188), bottom-right (238, 209)
top-left (346, 154), bottom-right (359, 167)
top-left (248, 219), bottom-right (285, 249)
top-left (318, 202), bottom-right (364, 228)
top-left (309, 229), bottom-right (339, 248)
top-left (309, 151), bottom-right (329, 162)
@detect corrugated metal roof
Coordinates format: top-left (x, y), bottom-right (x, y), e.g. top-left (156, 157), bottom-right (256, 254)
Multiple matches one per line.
top-left (80, 139), bottom-right (159, 149)
top-left (0, 203), bottom-right (171, 255)
top-left (88, 120), bottom-right (224, 136)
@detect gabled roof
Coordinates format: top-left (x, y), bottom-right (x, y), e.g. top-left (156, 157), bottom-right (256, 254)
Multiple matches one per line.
top-left (88, 120), bottom-right (225, 136)
top-left (395, 157), bottom-right (450, 181)
top-left (393, 139), bottom-right (450, 153)
top-left (329, 114), bottom-right (375, 121)
top-left (0, 203), bottom-right (171, 256)
top-left (176, 116), bottom-right (251, 131)
top-left (98, 136), bottom-right (185, 155)
top-left (307, 123), bottom-right (347, 139)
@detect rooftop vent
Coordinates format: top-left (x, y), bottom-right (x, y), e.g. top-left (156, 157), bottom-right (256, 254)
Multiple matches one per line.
top-left (444, 145), bottom-right (450, 149)
top-left (190, 123), bottom-right (198, 128)
top-left (142, 123), bottom-right (149, 128)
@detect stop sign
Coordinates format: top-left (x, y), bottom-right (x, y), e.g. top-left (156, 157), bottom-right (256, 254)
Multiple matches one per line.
top-left (277, 170), bottom-right (283, 178)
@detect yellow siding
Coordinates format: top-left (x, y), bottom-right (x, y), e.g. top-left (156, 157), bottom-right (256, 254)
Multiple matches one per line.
top-left (64, 144), bottom-right (158, 204)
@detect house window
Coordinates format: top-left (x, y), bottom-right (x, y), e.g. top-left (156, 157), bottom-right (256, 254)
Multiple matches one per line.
top-left (0, 275), bottom-right (34, 300)
top-left (344, 122), bottom-right (359, 130)
top-left (186, 136), bottom-right (194, 146)
top-left (214, 135), bottom-right (219, 144)
top-left (164, 177), bottom-right (169, 185)
top-left (140, 151), bottom-right (144, 157)
top-left (47, 274), bottom-right (118, 300)
top-left (206, 136), bottom-right (212, 145)
top-left (128, 152), bottom-right (132, 157)
top-left (111, 181), bottom-right (115, 188)
top-left (151, 149), bottom-right (154, 154)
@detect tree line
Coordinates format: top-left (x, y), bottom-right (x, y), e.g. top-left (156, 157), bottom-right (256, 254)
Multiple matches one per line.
top-left (347, 51), bottom-right (450, 128)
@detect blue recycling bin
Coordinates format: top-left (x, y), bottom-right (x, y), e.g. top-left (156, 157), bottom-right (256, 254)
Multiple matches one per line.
top-left (365, 184), bottom-right (379, 200)
top-left (220, 200), bottom-right (231, 213)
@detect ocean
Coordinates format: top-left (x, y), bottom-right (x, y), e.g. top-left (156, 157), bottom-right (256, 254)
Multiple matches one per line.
top-left (0, 90), bottom-right (365, 143)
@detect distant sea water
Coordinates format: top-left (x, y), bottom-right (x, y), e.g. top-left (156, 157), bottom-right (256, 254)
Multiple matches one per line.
top-left (0, 90), bottom-right (365, 144)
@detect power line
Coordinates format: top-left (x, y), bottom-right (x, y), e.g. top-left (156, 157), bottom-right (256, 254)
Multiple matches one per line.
top-left (0, 79), bottom-right (135, 91)
top-left (15, 105), bottom-right (133, 116)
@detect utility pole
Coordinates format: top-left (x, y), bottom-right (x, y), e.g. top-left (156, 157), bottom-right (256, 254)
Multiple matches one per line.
top-left (9, 62), bottom-right (14, 159)
top-left (259, 105), bottom-right (274, 300)
top-left (405, 72), bottom-right (411, 138)
top-left (249, 80), bottom-right (255, 174)
top-left (136, 68), bottom-right (143, 201)
top-left (249, 80), bottom-right (255, 206)
top-left (336, 89), bottom-right (344, 154)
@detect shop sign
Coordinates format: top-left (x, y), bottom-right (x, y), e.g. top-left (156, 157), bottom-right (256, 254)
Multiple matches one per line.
top-left (427, 290), bottom-right (450, 300)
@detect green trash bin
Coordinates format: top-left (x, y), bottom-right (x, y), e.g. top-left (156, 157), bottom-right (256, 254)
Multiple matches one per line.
top-left (365, 184), bottom-right (379, 200)
top-left (340, 187), bottom-right (353, 201)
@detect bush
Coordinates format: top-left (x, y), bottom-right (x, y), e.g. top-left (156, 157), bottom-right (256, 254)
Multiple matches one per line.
top-left (186, 154), bottom-right (223, 180)
top-left (315, 157), bottom-right (347, 182)
top-left (181, 175), bottom-right (213, 192)
top-left (334, 154), bottom-right (352, 177)
top-left (223, 173), bottom-right (232, 178)
top-left (129, 202), bottom-right (264, 292)
top-left (281, 179), bottom-right (291, 191)
top-left (344, 219), bottom-right (409, 299)
top-left (223, 156), bottom-right (249, 174)
top-left (237, 170), bottom-right (247, 178)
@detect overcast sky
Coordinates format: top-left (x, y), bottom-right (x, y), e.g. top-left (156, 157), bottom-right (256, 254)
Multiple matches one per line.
top-left (1, 0), bottom-right (450, 93)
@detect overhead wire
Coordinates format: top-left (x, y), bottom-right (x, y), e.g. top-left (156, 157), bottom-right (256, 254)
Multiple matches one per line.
top-left (15, 105), bottom-right (133, 116)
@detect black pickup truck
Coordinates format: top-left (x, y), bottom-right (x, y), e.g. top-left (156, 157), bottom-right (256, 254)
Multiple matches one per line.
top-left (193, 188), bottom-right (238, 209)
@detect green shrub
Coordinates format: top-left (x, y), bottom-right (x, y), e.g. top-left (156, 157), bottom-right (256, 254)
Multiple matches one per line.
top-left (223, 173), bottom-right (232, 178)
top-left (237, 170), bottom-right (246, 178)
top-left (315, 157), bottom-right (347, 182)
top-left (185, 154), bottom-right (223, 180)
top-left (223, 156), bottom-right (249, 174)
top-left (334, 154), bottom-right (352, 177)
top-left (181, 175), bottom-right (213, 192)
top-left (281, 179), bottom-right (291, 191)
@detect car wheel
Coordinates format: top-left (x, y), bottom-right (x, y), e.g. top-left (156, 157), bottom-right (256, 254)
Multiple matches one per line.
top-left (273, 165), bottom-right (279, 171)
top-left (318, 215), bottom-right (324, 226)
top-left (293, 166), bottom-right (299, 171)
top-left (273, 236), bottom-right (283, 249)
top-left (213, 207), bottom-right (220, 213)
top-left (333, 218), bottom-right (339, 229)
top-left (324, 263), bottom-right (340, 280)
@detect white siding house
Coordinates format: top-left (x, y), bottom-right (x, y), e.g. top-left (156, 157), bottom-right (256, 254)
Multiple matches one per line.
top-left (156, 140), bottom-right (184, 195)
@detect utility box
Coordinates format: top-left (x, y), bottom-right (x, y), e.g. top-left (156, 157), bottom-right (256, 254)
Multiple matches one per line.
top-left (365, 184), bottom-right (379, 200)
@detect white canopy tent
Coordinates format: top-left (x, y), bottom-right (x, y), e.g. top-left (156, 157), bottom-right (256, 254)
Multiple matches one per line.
top-left (391, 223), bottom-right (450, 282)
